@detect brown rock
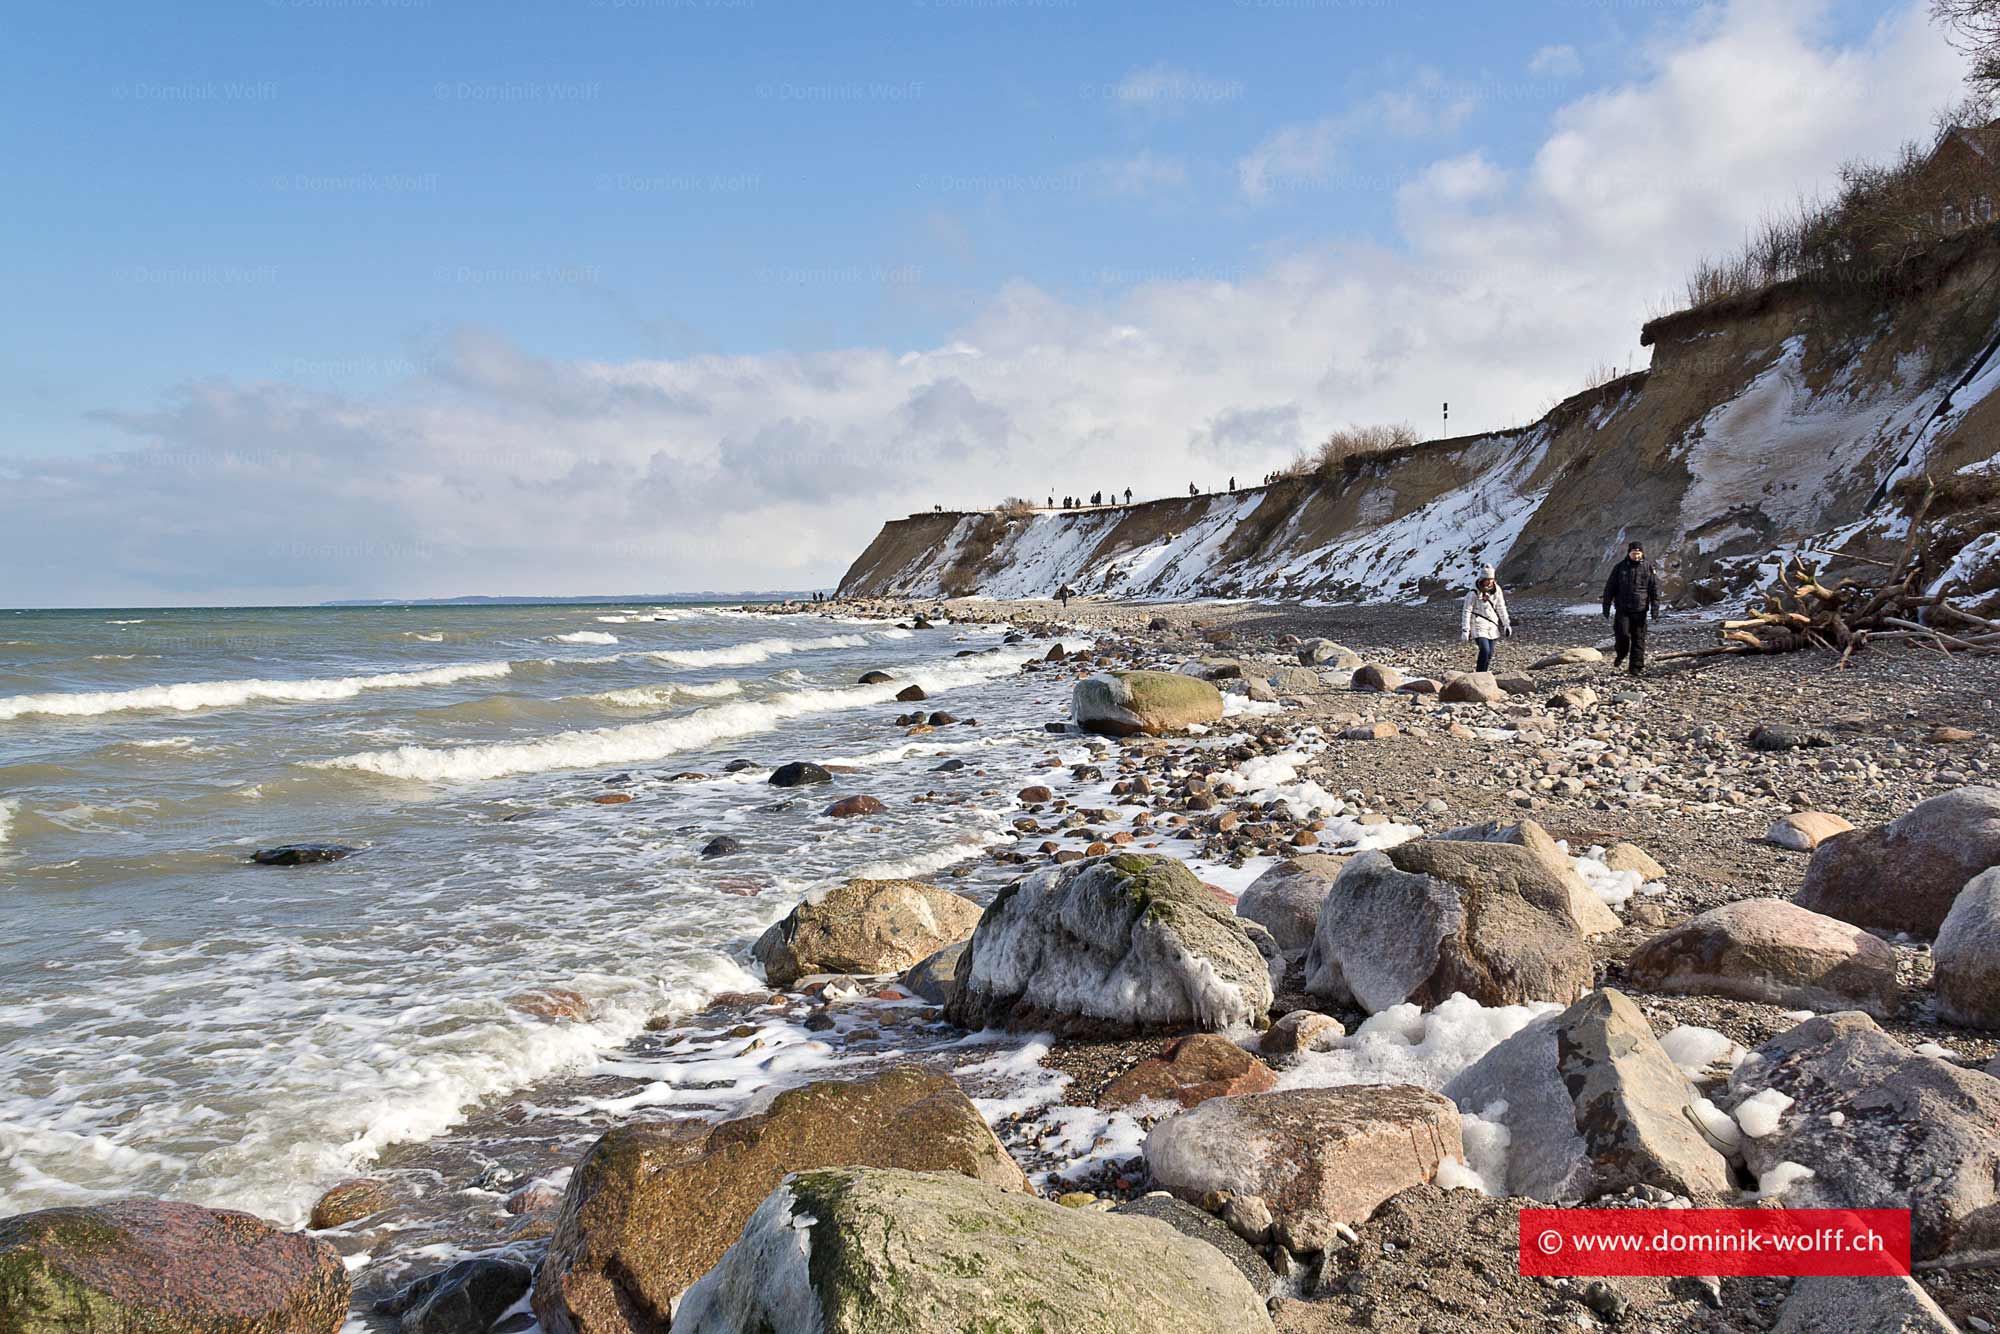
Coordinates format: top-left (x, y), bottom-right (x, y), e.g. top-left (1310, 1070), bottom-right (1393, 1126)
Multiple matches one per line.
top-left (895, 684), bottom-right (928, 702)
top-left (823, 794), bottom-right (888, 818)
top-left (590, 793), bottom-right (633, 805)
top-left (752, 878), bottom-right (982, 985)
top-left (1143, 1085), bottom-right (1464, 1253)
top-left (1929, 725), bottom-right (1976, 744)
top-left (1257, 1009), bottom-right (1344, 1059)
top-left (1438, 671), bottom-right (1504, 704)
top-left (532, 1067), bottom-right (1030, 1333)
top-left (1764, 811), bottom-right (1854, 851)
top-left (1103, 1034), bottom-right (1278, 1110)
top-left (1601, 842), bottom-right (1665, 881)
top-left (1439, 817), bottom-right (1620, 937)
top-left (1349, 663), bottom-right (1404, 693)
top-left (307, 1177), bottom-right (391, 1230)
top-left (1018, 785), bottom-right (1054, 803)
top-left (0, 1199), bottom-right (348, 1334)
top-left (1341, 721), bottom-right (1398, 740)
top-left (1795, 786), bottom-right (2000, 934)
top-left (1626, 898), bottom-right (1900, 1017)
top-left (508, 988), bottom-right (591, 1021)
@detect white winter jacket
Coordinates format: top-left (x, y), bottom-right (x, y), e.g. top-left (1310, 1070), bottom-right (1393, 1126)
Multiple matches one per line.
top-left (1463, 584), bottom-right (1510, 640)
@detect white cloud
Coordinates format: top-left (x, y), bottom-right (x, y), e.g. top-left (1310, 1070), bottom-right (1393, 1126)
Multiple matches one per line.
top-left (1529, 44), bottom-right (1583, 78)
top-left (6, 0), bottom-right (1968, 603)
top-left (1237, 71), bottom-right (1479, 201)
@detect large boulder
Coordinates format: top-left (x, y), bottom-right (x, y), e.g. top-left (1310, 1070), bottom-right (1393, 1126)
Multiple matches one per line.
top-left (768, 761), bottom-right (832, 787)
top-left (1072, 671), bottom-right (1224, 737)
top-left (898, 939), bottom-right (968, 1005)
top-left (1438, 671), bottom-right (1504, 704)
top-left (947, 854), bottom-right (1274, 1037)
top-left (1235, 854), bottom-right (1348, 954)
top-left (0, 1199), bottom-right (348, 1334)
top-left (752, 878), bottom-right (981, 986)
top-left (1934, 867), bottom-right (2000, 1029)
top-left (1443, 989), bottom-right (1735, 1203)
top-left (1349, 663), bottom-right (1404, 692)
top-left (672, 1167), bottom-right (1273, 1334)
top-left (1773, 1276), bottom-right (1960, 1334)
top-left (533, 1067), bottom-right (1029, 1333)
top-left (1794, 786), bottom-right (2000, 935)
top-left (1299, 638), bottom-right (1361, 670)
top-left (1304, 840), bottom-right (1592, 1013)
top-left (1438, 818), bottom-right (1621, 937)
top-left (1624, 899), bottom-right (1901, 1018)
top-left (1144, 1085), bottom-right (1464, 1254)
top-left (380, 1258), bottom-right (534, 1334)
top-left (1724, 1012), bottom-right (2000, 1263)
top-left (1111, 1194), bottom-right (1273, 1296)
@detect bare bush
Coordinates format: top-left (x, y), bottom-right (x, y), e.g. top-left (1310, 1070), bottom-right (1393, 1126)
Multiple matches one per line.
top-left (995, 496), bottom-right (1037, 519)
top-left (1281, 422), bottom-right (1420, 479)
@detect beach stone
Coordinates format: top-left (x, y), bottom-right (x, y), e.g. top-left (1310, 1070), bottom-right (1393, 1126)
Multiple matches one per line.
top-left (1340, 721), bottom-right (1398, 741)
top-left (1774, 1275), bottom-right (1960, 1333)
top-left (1299, 638), bottom-right (1360, 669)
top-left (895, 684), bottom-right (927, 702)
top-left (1625, 899), bottom-right (1900, 1017)
top-left (1601, 842), bottom-right (1666, 881)
top-left (1192, 657), bottom-right (1244, 681)
top-left (533, 1068), bottom-right (1030, 1334)
top-left (1111, 1194), bottom-right (1273, 1296)
top-left (947, 853), bottom-right (1273, 1037)
top-left (1017, 784), bottom-right (1053, 803)
top-left (508, 988), bottom-right (590, 1021)
top-left (1930, 725), bottom-right (1977, 744)
top-left (672, 1166), bottom-right (1273, 1334)
top-left (1072, 670), bottom-right (1225, 737)
top-left (1764, 811), bottom-right (1854, 851)
top-left (857, 670), bottom-right (893, 684)
top-left (1495, 674), bottom-right (1537, 696)
top-left (1444, 989), bottom-right (1734, 1203)
top-left (307, 1177), bottom-right (392, 1230)
top-left (380, 1257), bottom-right (534, 1334)
top-left (1257, 1009), bottom-right (1344, 1059)
top-left (1547, 686), bottom-right (1598, 711)
top-left (1438, 817), bottom-right (1620, 937)
top-left (591, 793), bottom-right (634, 805)
top-left (1725, 1011), bottom-right (2000, 1263)
top-left (1530, 647), bottom-right (1604, 669)
top-left (753, 878), bottom-right (981, 986)
top-left (1102, 1034), bottom-right (1278, 1110)
top-left (1236, 854), bottom-right (1348, 954)
top-left (1750, 724), bottom-right (1835, 752)
top-left (1268, 666), bottom-right (1325, 695)
top-left (0, 1198), bottom-right (348, 1334)
top-left (1306, 840), bottom-right (1593, 1012)
top-left (1795, 785), bottom-right (2000, 934)
top-left (821, 794), bottom-right (886, 819)
top-left (699, 835), bottom-right (744, 859)
top-left (768, 761), bottom-right (832, 787)
top-left (1439, 671), bottom-right (1504, 704)
top-left (251, 843), bottom-right (355, 866)
top-left (1349, 663), bottom-right (1404, 692)
top-left (899, 939), bottom-right (968, 1005)
top-left (1934, 867), bottom-right (2000, 1029)
top-left (1143, 1085), bottom-right (1463, 1254)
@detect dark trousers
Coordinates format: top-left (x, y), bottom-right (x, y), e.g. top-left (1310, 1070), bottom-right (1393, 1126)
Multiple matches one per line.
top-left (1474, 637), bottom-right (1496, 672)
top-left (1613, 611), bottom-right (1648, 674)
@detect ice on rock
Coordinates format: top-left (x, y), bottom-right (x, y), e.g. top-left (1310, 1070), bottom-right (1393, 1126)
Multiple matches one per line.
top-left (671, 1182), bottom-right (822, 1334)
top-left (1658, 1025), bottom-right (1747, 1080)
top-left (1734, 1088), bottom-right (1794, 1139)
top-left (1278, 993), bottom-right (1558, 1094)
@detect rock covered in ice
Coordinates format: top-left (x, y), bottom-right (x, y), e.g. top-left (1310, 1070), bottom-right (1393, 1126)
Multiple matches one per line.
top-left (1143, 1085), bottom-right (1464, 1254)
top-left (1625, 898), bottom-right (1901, 1018)
top-left (533, 1067), bottom-right (1028, 1334)
top-left (1304, 840), bottom-right (1592, 1013)
top-left (1235, 854), bottom-right (1349, 954)
top-left (1723, 1011), bottom-right (2000, 1262)
top-left (1443, 989), bottom-right (1734, 1203)
top-left (947, 854), bottom-right (1274, 1038)
top-left (673, 1167), bottom-right (1274, 1334)
top-left (752, 877), bottom-right (982, 986)
top-left (1795, 785), bottom-right (2000, 935)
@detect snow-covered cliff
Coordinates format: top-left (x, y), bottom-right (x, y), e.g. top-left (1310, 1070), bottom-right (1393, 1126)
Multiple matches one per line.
top-left (840, 231), bottom-right (2000, 608)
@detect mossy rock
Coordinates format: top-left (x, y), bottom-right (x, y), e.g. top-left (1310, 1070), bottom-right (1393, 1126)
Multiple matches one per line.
top-left (1071, 671), bottom-right (1223, 737)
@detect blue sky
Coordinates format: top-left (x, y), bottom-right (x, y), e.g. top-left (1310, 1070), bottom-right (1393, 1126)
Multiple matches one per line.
top-left (0, 0), bottom-right (1969, 602)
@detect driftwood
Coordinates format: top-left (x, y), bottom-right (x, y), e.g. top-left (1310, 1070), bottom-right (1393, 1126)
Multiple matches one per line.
top-left (1658, 485), bottom-right (1996, 664)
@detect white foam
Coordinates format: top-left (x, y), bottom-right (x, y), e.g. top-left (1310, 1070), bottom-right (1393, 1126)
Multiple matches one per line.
top-left (1734, 1088), bottom-right (1793, 1139)
top-left (0, 661), bottom-right (514, 721)
top-left (585, 679), bottom-right (747, 709)
top-left (553, 631), bottom-right (619, 645)
top-left (1280, 993), bottom-right (1559, 1093)
top-left (647, 633), bottom-right (868, 668)
top-left (1658, 1025), bottom-right (1745, 1079)
top-left (0, 798), bottom-right (14, 848)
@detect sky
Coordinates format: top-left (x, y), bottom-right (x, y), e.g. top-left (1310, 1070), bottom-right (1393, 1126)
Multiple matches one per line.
top-left (0, 0), bottom-right (1972, 605)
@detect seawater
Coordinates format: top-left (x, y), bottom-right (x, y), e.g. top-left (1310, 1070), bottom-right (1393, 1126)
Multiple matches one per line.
top-left (0, 601), bottom-right (1076, 1227)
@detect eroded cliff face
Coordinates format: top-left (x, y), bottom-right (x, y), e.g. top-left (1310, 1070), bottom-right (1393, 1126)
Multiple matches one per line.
top-left (839, 232), bottom-right (2000, 606)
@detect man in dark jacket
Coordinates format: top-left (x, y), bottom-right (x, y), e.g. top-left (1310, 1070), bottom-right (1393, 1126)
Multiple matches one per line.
top-left (1602, 541), bottom-right (1662, 675)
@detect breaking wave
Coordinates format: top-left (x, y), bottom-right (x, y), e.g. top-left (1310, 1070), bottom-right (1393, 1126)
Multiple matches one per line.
top-left (0, 661), bottom-right (515, 722)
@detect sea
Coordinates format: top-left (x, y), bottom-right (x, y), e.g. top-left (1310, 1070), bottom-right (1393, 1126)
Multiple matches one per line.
top-left (0, 600), bottom-right (1091, 1241)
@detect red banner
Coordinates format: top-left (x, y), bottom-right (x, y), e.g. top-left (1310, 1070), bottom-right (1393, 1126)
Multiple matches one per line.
top-left (1519, 1209), bottom-right (1912, 1277)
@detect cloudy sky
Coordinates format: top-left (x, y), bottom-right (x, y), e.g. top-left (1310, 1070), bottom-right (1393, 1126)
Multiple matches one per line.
top-left (0, 0), bottom-right (1969, 605)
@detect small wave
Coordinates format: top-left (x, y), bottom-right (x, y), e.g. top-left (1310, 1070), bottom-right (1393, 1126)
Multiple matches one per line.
top-left (553, 631), bottom-right (619, 646)
top-left (104, 619), bottom-right (144, 625)
top-left (586, 679), bottom-right (746, 710)
top-left (0, 661), bottom-right (514, 722)
top-left (403, 632), bottom-right (445, 642)
top-left (645, 633), bottom-right (866, 669)
top-left (318, 646), bottom-right (1037, 783)
top-left (0, 799), bottom-right (14, 847)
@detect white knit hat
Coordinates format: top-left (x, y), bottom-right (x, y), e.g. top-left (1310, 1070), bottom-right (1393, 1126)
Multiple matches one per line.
top-left (1479, 564), bottom-right (1495, 580)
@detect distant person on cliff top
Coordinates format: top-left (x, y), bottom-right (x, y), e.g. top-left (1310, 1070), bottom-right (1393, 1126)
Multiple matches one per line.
top-left (1602, 541), bottom-right (1662, 676)
top-left (1124, 487), bottom-right (1132, 505)
top-left (1229, 476), bottom-right (1236, 492)
top-left (1462, 564), bottom-right (1511, 673)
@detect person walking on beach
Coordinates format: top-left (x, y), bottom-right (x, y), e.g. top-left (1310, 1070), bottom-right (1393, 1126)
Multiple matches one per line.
top-left (1602, 540), bottom-right (1662, 676)
top-left (1462, 564), bottom-right (1511, 672)
top-left (1057, 581), bottom-right (1072, 609)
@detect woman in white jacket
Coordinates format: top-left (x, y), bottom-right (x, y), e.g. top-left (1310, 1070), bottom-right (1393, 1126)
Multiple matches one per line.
top-left (1462, 564), bottom-right (1511, 673)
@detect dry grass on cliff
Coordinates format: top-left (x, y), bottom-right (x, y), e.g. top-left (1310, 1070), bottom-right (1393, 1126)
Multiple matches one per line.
top-left (1278, 422), bottom-right (1419, 480)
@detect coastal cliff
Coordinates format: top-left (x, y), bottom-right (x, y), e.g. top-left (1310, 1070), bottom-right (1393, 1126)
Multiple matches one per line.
top-left (839, 231), bottom-right (2000, 607)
